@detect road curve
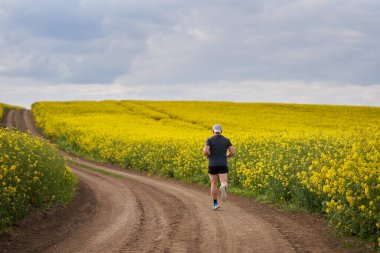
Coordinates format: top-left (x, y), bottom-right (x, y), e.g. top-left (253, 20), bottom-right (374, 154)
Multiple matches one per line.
top-left (3, 109), bottom-right (360, 253)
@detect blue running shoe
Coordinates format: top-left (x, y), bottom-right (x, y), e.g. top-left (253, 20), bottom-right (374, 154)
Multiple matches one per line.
top-left (213, 202), bottom-right (220, 210)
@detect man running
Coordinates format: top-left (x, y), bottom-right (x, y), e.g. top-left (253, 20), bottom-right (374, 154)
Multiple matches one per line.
top-left (203, 124), bottom-right (235, 210)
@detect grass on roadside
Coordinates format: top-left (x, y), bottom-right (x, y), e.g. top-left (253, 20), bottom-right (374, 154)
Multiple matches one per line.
top-left (67, 160), bottom-right (128, 180)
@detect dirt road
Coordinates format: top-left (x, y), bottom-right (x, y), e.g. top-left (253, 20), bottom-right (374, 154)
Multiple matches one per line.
top-left (1, 110), bottom-right (364, 252)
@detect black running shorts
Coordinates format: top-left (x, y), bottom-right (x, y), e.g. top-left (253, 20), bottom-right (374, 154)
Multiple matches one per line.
top-left (208, 166), bottom-right (228, 175)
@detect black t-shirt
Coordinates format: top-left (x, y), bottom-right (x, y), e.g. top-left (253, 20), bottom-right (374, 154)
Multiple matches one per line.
top-left (205, 135), bottom-right (232, 166)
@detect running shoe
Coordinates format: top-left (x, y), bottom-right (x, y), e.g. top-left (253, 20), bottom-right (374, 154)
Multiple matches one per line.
top-left (220, 185), bottom-right (228, 202)
top-left (213, 202), bottom-right (220, 210)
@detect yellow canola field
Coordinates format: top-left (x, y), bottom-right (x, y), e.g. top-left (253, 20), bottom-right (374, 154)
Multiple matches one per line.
top-left (0, 128), bottom-right (76, 229)
top-left (32, 100), bottom-right (380, 245)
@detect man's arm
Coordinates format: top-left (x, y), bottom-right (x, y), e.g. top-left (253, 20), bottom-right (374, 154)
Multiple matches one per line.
top-left (203, 145), bottom-right (210, 157)
top-left (227, 146), bottom-right (235, 158)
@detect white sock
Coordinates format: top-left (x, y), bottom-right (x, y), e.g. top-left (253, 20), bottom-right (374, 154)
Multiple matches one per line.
top-left (221, 182), bottom-right (228, 188)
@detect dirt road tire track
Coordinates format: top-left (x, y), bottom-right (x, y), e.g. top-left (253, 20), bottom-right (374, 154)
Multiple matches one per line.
top-left (1, 109), bottom-right (366, 252)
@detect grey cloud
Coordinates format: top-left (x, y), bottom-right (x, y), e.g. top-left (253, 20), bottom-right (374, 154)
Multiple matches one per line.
top-left (116, 0), bottom-right (380, 86)
top-left (0, 0), bottom-right (380, 106)
top-left (3, 1), bottom-right (102, 40)
top-left (0, 0), bottom-right (175, 83)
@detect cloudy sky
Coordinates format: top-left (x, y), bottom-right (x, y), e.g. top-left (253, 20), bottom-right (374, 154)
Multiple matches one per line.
top-left (0, 0), bottom-right (379, 108)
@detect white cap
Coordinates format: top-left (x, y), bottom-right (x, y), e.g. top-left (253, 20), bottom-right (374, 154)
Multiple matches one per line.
top-left (212, 124), bottom-right (222, 133)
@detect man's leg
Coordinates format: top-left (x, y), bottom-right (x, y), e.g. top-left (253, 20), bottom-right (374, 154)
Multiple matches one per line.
top-left (218, 173), bottom-right (228, 201)
top-left (209, 174), bottom-right (219, 200)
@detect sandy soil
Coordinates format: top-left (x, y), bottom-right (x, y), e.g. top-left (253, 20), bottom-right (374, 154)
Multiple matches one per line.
top-left (0, 109), bottom-right (368, 253)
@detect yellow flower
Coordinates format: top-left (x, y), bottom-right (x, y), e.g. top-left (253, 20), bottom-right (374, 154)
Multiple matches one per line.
top-left (346, 196), bottom-right (355, 206)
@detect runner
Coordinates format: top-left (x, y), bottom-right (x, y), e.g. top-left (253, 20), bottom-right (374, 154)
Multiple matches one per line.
top-left (203, 124), bottom-right (235, 210)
